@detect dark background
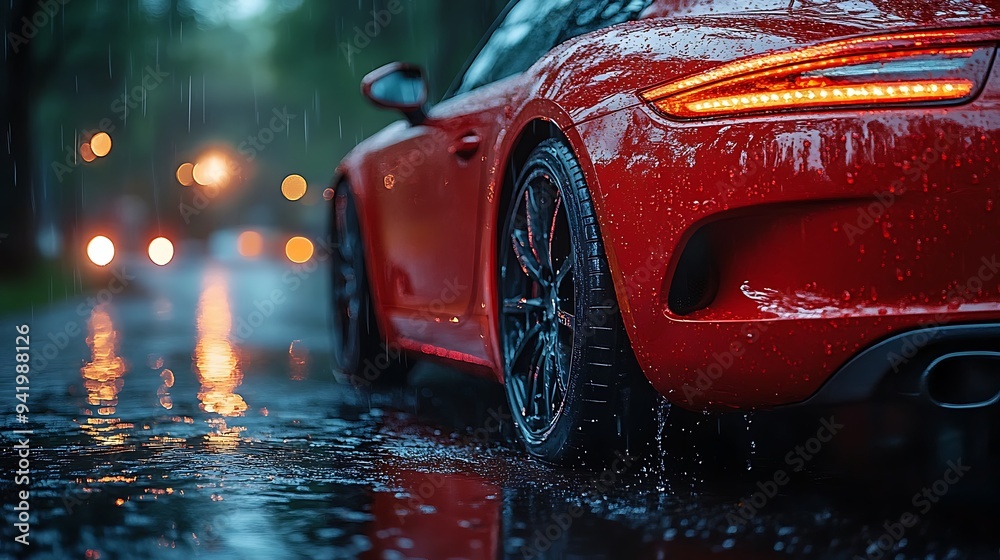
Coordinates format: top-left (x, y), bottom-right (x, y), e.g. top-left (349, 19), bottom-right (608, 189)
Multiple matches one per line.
top-left (0, 0), bottom-right (507, 308)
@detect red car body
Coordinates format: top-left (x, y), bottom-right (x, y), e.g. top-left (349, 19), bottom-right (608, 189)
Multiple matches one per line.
top-left (335, 0), bottom-right (1000, 412)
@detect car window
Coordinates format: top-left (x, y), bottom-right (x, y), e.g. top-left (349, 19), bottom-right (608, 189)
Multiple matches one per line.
top-left (455, 0), bottom-right (654, 94)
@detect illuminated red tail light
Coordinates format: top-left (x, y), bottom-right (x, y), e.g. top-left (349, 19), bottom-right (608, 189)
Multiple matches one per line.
top-left (640, 28), bottom-right (998, 119)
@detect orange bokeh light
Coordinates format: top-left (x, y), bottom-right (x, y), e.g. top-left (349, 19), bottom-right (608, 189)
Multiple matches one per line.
top-left (80, 143), bottom-right (97, 163)
top-left (90, 132), bottom-right (112, 157)
top-left (285, 236), bottom-right (314, 264)
top-left (176, 163), bottom-right (195, 186)
top-left (193, 154), bottom-right (230, 186)
top-left (281, 174), bottom-right (308, 201)
top-left (237, 231), bottom-right (264, 259)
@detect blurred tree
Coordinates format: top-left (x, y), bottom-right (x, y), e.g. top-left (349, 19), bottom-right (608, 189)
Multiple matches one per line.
top-left (3, 0), bottom-right (158, 275)
top-left (1, 0), bottom-right (43, 277)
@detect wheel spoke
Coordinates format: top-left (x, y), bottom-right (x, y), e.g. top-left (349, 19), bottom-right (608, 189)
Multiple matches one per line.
top-left (509, 368), bottom-right (529, 414)
top-left (548, 345), bottom-right (565, 413)
top-left (511, 229), bottom-right (545, 285)
top-left (525, 335), bottom-right (549, 422)
top-left (538, 344), bottom-right (555, 420)
top-left (337, 265), bottom-right (361, 321)
top-left (509, 321), bottom-right (544, 367)
top-left (503, 297), bottom-right (545, 314)
top-left (525, 181), bottom-right (559, 277)
top-left (551, 336), bottom-right (570, 400)
top-left (554, 257), bottom-right (573, 288)
top-left (336, 263), bottom-right (357, 300)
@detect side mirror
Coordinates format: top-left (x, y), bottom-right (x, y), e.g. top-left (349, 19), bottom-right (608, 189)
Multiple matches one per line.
top-left (362, 63), bottom-right (429, 126)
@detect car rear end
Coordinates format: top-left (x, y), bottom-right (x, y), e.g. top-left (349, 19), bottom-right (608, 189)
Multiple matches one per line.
top-left (569, 13), bottom-right (1000, 411)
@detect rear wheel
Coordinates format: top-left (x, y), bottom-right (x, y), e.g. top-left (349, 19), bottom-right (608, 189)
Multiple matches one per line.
top-left (329, 180), bottom-right (409, 386)
top-left (499, 139), bottom-right (656, 466)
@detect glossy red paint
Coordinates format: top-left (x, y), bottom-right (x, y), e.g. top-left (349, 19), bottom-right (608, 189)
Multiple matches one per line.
top-left (335, 1), bottom-right (1000, 411)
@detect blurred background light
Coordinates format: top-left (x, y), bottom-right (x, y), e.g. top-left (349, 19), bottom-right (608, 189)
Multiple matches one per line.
top-left (281, 174), bottom-right (307, 201)
top-left (148, 237), bottom-right (175, 266)
top-left (193, 154), bottom-right (230, 186)
top-left (80, 143), bottom-right (97, 163)
top-left (176, 162), bottom-right (195, 186)
top-left (87, 235), bottom-right (115, 266)
top-left (237, 230), bottom-right (264, 259)
top-left (284, 236), bottom-right (313, 264)
top-left (91, 132), bottom-right (112, 157)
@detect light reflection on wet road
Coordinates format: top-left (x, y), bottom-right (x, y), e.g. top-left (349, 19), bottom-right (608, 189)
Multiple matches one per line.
top-left (1, 257), bottom-right (999, 559)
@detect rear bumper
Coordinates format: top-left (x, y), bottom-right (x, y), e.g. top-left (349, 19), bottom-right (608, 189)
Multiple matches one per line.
top-left (572, 61), bottom-right (1000, 411)
top-left (794, 322), bottom-right (1000, 407)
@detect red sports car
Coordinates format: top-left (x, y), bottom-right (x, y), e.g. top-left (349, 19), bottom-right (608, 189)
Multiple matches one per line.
top-left (329, 0), bottom-right (1000, 464)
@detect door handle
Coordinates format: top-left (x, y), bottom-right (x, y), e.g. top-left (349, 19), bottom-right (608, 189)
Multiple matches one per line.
top-left (449, 133), bottom-right (481, 159)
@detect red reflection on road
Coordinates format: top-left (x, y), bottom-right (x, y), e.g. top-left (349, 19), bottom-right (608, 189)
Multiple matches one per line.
top-left (365, 469), bottom-right (500, 560)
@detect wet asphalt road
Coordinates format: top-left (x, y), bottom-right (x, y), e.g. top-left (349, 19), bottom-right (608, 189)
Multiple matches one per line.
top-left (2, 255), bottom-right (1000, 559)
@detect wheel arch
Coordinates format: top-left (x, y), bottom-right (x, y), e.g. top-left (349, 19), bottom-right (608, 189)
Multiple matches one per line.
top-left (495, 119), bottom-right (570, 253)
top-left (328, 165), bottom-right (398, 347)
top-left (487, 114), bottom-right (637, 379)
top-left (489, 118), bottom-right (658, 463)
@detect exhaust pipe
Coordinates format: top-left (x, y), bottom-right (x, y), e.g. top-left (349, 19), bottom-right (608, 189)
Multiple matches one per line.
top-left (921, 352), bottom-right (1000, 409)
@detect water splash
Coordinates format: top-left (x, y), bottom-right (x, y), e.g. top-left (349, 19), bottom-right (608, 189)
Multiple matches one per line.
top-left (656, 396), bottom-right (671, 493)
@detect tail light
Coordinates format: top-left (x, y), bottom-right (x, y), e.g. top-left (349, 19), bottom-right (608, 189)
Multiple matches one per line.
top-left (640, 28), bottom-right (998, 119)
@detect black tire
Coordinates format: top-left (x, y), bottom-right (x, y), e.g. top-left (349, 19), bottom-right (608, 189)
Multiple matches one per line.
top-left (499, 138), bottom-right (657, 466)
top-left (329, 180), bottom-right (410, 387)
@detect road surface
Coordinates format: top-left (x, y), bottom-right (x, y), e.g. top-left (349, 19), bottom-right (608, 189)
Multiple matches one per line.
top-left (1, 255), bottom-right (998, 559)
